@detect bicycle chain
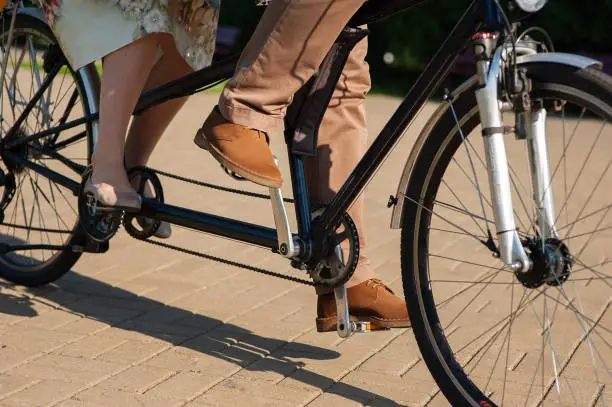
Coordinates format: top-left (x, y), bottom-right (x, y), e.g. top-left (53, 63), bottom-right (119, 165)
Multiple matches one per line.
top-left (141, 237), bottom-right (316, 285)
top-left (124, 167), bottom-right (314, 286)
top-left (145, 167), bottom-right (294, 203)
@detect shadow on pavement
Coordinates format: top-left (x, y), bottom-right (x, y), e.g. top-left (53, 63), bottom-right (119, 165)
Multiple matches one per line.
top-left (0, 238), bottom-right (407, 406)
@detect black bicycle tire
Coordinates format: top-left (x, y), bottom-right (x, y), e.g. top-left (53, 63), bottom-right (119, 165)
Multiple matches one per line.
top-left (400, 64), bottom-right (612, 406)
top-left (0, 15), bottom-right (94, 287)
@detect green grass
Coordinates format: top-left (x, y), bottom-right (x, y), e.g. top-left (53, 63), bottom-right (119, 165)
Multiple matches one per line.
top-left (203, 79), bottom-right (228, 93)
top-left (15, 60), bottom-right (103, 76)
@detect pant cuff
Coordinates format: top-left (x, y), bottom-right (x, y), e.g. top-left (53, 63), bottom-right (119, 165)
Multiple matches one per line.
top-left (314, 256), bottom-right (376, 295)
top-left (218, 102), bottom-right (284, 135)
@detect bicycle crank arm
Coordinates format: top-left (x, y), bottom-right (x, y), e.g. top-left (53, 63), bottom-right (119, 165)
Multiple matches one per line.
top-left (270, 156), bottom-right (301, 258)
top-left (334, 283), bottom-right (351, 337)
top-left (333, 283), bottom-right (388, 337)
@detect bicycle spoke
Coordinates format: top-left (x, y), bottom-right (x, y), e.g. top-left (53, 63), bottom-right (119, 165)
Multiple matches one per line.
top-left (451, 155), bottom-right (495, 210)
top-left (28, 173), bottom-right (50, 262)
top-left (21, 176), bottom-right (36, 263)
top-left (572, 259), bottom-right (612, 274)
top-left (537, 287), bottom-right (611, 405)
top-left (564, 160), bottom-right (612, 241)
top-left (561, 108), bottom-right (570, 246)
top-left (554, 123), bottom-right (610, 232)
top-left (571, 257), bottom-right (612, 290)
top-left (0, 24), bottom-right (87, 271)
top-left (461, 130), bottom-right (532, 233)
top-left (571, 201), bottom-right (612, 261)
top-left (429, 253), bottom-right (508, 273)
top-left (557, 203), bottom-right (612, 233)
top-left (538, 107), bottom-right (586, 216)
top-left (28, 172), bottom-right (72, 231)
top-left (442, 270), bottom-right (505, 331)
top-left (538, 287), bottom-right (612, 352)
top-left (40, 161), bottom-right (78, 217)
top-left (399, 192), bottom-right (496, 248)
top-left (448, 99), bottom-right (493, 233)
top-left (431, 279), bottom-right (521, 284)
top-left (441, 179), bottom-right (488, 237)
top-left (435, 199), bottom-right (497, 225)
top-left (7, 174), bottom-right (25, 239)
top-left (465, 289), bottom-right (533, 376)
top-left (435, 269), bottom-right (506, 309)
top-left (500, 280), bottom-right (517, 403)
top-left (562, 225), bottom-right (612, 241)
top-left (429, 227), bottom-right (488, 240)
top-left (531, 290), bottom-right (563, 399)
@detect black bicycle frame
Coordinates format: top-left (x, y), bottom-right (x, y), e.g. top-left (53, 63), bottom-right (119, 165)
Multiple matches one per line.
top-left (1, 0), bottom-right (503, 263)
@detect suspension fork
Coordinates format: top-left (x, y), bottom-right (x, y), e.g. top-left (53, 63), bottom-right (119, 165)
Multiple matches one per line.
top-left (524, 103), bottom-right (558, 240)
top-left (473, 36), bottom-right (530, 271)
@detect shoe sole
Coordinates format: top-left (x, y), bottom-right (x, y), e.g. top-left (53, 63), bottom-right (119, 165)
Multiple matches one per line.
top-left (194, 130), bottom-right (282, 189)
top-left (316, 315), bottom-right (411, 332)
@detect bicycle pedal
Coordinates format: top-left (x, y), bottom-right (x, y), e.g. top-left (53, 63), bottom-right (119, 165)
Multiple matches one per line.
top-left (85, 193), bottom-right (98, 217)
top-left (351, 320), bottom-right (375, 333)
top-left (349, 318), bottom-right (388, 333)
top-left (79, 194), bottom-right (122, 243)
top-left (85, 193), bottom-right (122, 215)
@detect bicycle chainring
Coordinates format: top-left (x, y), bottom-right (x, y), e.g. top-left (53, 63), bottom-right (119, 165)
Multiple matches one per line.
top-left (123, 167), bottom-right (164, 240)
top-left (308, 210), bottom-right (359, 288)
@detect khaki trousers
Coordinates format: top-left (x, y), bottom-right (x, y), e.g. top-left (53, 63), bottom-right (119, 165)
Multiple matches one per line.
top-left (218, 0), bottom-right (375, 290)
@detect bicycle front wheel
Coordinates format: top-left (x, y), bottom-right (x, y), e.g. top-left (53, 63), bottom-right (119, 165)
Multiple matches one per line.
top-left (401, 63), bottom-right (612, 406)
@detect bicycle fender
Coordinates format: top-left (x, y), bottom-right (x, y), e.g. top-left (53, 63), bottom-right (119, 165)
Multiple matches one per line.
top-left (4, 6), bottom-right (47, 24)
top-left (389, 52), bottom-right (602, 229)
top-left (515, 52), bottom-right (602, 70)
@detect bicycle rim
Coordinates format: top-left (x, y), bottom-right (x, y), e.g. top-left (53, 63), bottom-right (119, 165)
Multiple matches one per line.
top-left (402, 67), bottom-right (612, 406)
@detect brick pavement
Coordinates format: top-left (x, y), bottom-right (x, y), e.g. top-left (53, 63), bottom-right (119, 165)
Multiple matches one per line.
top-left (0, 91), bottom-right (610, 406)
top-left (0, 93), bottom-right (435, 407)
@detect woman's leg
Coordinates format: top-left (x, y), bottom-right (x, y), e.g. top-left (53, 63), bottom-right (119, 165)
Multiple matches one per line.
top-left (124, 34), bottom-right (194, 171)
top-left (123, 34), bottom-right (194, 236)
top-left (91, 34), bottom-right (163, 194)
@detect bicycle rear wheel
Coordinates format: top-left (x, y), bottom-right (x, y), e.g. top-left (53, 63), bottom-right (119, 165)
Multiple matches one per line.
top-left (0, 13), bottom-right (98, 286)
top-left (401, 64), bottom-right (612, 406)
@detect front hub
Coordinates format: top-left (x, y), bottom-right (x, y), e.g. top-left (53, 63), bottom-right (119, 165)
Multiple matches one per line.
top-left (517, 238), bottom-right (572, 288)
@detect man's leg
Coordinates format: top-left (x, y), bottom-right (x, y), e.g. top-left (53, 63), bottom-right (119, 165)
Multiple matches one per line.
top-left (305, 38), bottom-right (410, 331)
top-left (306, 36), bottom-right (375, 291)
top-left (195, 0), bottom-right (366, 188)
top-left (196, 0), bottom-right (409, 331)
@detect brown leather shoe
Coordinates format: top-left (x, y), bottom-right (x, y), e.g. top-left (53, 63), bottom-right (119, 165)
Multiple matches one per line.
top-left (316, 279), bottom-right (411, 332)
top-left (194, 107), bottom-right (282, 188)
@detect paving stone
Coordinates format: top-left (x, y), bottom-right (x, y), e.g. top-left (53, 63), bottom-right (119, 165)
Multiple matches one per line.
top-left (0, 374), bottom-right (38, 400)
top-left (6, 354), bottom-right (124, 384)
top-left (1, 94), bottom-right (610, 407)
top-left (0, 379), bottom-right (82, 407)
top-left (96, 364), bottom-right (175, 393)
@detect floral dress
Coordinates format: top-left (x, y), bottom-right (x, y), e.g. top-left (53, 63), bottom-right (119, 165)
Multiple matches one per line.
top-left (36, 0), bottom-right (220, 71)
